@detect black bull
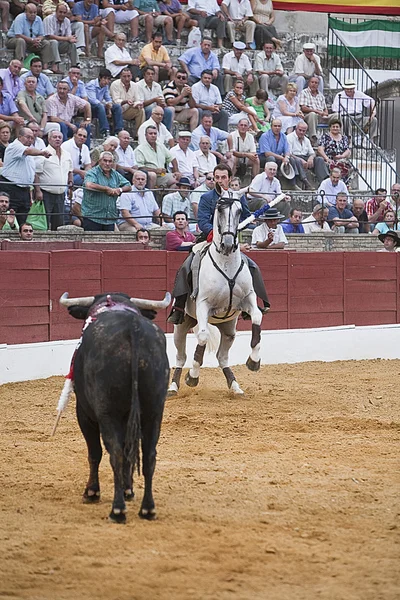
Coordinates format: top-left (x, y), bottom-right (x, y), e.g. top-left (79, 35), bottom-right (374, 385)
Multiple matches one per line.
top-left (61, 292), bottom-right (170, 523)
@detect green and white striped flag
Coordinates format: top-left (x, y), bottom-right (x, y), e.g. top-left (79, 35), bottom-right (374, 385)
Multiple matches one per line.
top-left (329, 17), bottom-right (400, 60)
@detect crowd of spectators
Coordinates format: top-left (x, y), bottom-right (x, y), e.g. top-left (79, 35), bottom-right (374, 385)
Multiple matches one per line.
top-left (0, 0), bottom-right (397, 250)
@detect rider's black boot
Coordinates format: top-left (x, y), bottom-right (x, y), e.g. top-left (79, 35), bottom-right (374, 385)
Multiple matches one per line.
top-left (167, 294), bottom-right (187, 325)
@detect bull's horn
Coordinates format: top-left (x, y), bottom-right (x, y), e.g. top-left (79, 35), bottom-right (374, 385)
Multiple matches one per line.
top-left (59, 292), bottom-right (95, 307)
top-left (130, 292), bottom-right (171, 310)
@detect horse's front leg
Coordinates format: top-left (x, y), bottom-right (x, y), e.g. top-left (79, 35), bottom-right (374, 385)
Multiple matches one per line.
top-left (242, 292), bottom-right (262, 372)
top-left (186, 300), bottom-right (210, 387)
top-left (216, 320), bottom-right (244, 395)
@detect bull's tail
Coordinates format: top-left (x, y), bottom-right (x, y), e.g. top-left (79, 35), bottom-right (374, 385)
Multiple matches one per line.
top-left (124, 323), bottom-right (141, 473)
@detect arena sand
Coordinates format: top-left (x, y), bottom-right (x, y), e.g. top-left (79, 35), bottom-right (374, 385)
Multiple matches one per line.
top-left (0, 359), bottom-right (399, 600)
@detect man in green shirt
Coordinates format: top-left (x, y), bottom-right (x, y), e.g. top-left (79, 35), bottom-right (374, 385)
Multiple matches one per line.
top-left (82, 151), bottom-right (131, 231)
top-left (134, 124), bottom-right (181, 189)
top-left (0, 192), bottom-right (20, 231)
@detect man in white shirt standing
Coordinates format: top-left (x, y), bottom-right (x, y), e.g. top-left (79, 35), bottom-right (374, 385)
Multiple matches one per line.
top-left (331, 78), bottom-right (378, 143)
top-left (137, 106), bottom-right (174, 148)
top-left (170, 131), bottom-right (199, 187)
top-left (287, 121), bottom-right (327, 188)
top-left (251, 207), bottom-right (288, 249)
top-left (110, 67), bottom-right (145, 134)
top-left (61, 127), bottom-right (91, 186)
top-left (221, 0), bottom-right (255, 49)
top-left (222, 41), bottom-right (257, 95)
top-left (291, 42), bottom-right (323, 94)
top-left (248, 161), bottom-right (283, 211)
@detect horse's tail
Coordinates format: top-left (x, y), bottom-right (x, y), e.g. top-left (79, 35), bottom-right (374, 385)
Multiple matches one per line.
top-left (194, 324), bottom-right (220, 354)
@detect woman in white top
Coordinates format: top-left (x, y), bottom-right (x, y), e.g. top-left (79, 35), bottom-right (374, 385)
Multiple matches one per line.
top-left (272, 83), bottom-right (304, 134)
top-left (251, 0), bottom-right (282, 50)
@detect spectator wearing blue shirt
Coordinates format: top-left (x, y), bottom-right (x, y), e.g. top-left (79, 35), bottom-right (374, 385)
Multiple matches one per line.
top-left (6, 4), bottom-right (54, 69)
top-left (179, 38), bottom-right (224, 96)
top-left (258, 118), bottom-right (294, 172)
top-left (281, 208), bottom-right (305, 234)
top-left (63, 66), bottom-right (88, 100)
top-left (0, 77), bottom-right (25, 132)
top-left (20, 58), bottom-right (55, 99)
top-left (327, 192), bottom-right (359, 233)
top-left (73, 0), bottom-right (116, 57)
top-left (190, 111), bottom-right (229, 158)
top-left (86, 68), bottom-right (123, 136)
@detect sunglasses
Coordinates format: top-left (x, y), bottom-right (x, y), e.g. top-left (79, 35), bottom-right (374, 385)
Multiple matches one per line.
top-left (206, 177), bottom-right (214, 181)
top-left (176, 75), bottom-right (187, 80)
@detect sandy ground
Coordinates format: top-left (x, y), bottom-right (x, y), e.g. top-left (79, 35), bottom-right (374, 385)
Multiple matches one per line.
top-left (0, 360), bottom-right (399, 600)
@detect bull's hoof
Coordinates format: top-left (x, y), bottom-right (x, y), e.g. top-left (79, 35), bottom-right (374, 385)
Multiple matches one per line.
top-left (185, 372), bottom-right (199, 387)
top-left (139, 507), bottom-right (157, 520)
top-left (109, 508), bottom-right (127, 524)
top-left (82, 489), bottom-right (101, 504)
top-left (124, 489), bottom-right (135, 501)
top-left (246, 357), bottom-right (261, 372)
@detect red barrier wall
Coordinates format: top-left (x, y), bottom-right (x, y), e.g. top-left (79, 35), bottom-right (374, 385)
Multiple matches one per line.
top-left (1, 250), bottom-right (399, 345)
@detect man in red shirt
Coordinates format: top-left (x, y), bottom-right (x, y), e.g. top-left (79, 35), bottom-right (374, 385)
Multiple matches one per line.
top-left (165, 211), bottom-right (196, 251)
top-left (366, 188), bottom-right (392, 229)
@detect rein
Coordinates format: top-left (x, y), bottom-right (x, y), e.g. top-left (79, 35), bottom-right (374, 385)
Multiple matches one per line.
top-left (207, 246), bottom-right (245, 320)
top-left (213, 195), bottom-right (239, 254)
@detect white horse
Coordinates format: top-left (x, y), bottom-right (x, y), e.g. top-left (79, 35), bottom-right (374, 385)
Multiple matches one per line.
top-left (168, 196), bottom-right (263, 396)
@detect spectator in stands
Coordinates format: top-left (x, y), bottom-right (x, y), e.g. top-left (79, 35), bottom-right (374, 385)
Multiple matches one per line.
top-left (0, 191), bottom-right (19, 232)
top-left (0, 60), bottom-right (23, 100)
top-left (302, 203), bottom-right (330, 233)
top-left (100, 0), bottom-right (139, 41)
top-left (0, 0), bottom-right (9, 30)
top-left (134, 125), bottom-right (180, 189)
top-left (34, 130), bottom-right (73, 230)
top-left (16, 75), bottom-right (50, 133)
top-left (222, 41), bottom-right (257, 96)
top-left (331, 78), bottom-right (378, 143)
top-left (179, 39), bottom-right (224, 95)
top-left (46, 80), bottom-right (91, 142)
top-left (166, 211), bottom-right (196, 250)
top-left (0, 127), bottom-right (51, 224)
top-left (222, 80), bottom-right (258, 132)
top-left (271, 82), bottom-right (303, 135)
top-left (221, 0), bottom-right (255, 50)
top-left (63, 65), bottom-right (88, 100)
top-left (136, 66), bottom-right (174, 132)
top-left (86, 68), bottom-right (123, 137)
top-left (61, 127), bottom-right (91, 186)
top-left (377, 230), bottom-right (399, 252)
top-left (0, 77), bottom-right (24, 133)
top-left (390, 183), bottom-right (400, 214)
top-left (193, 137), bottom-right (217, 181)
top-left (109, 68), bottom-right (144, 135)
top-left (42, 0), bottom-right (86, 53)
top-left (287, 121), bottom-right (327, 188)
top-left (90, 136), bottom-right (119, 167)
top-left (227, 117), bottom-right (259, 178)
top-left (317, 117), bottom-right (351, 184)
top-left (72, 0), bottom-right (114, 59)
top-left (254, 41), bottom-right (287, 97)
top-left (245, 89), bottom-right (271, 134)
top-left (138, 106), bottom-right (174, 148)
top-left (317, 167), bottom-right (348, 206)
top-left (170, 132), bottom-right (199, 187)
top-left (328, 191), bottom-right (359, 234)
top-left (6, 3), bottom-right (54, 70)
top-left (372, 209), bottom-right (398, 236)
top-left (251, 207), bottom-right (287, 249)
top-left (191, 70), bottom-right (228, 131)
top-left (159, 0), bottom-right (197, 45)
top-left (117, 170), bottom-right (161, 232)
top-left (139, 32), bottom-right (176, 83)
top-left (136, 228), bottom-right (151, 244)
top-left (366, 188), bottom-right (392, 228)
top-left (258, 118), bottom-right (295, 173)
top-left (82, 151), bottom-right (131, 231)
top-left (0, 121), bottom-right (11, 165)
top-left (163, 70), bottom-right (199, 132)
top-left (299, 75), bottom-right (328, 147)
top-left (291, 42), bottom-right (323, 94)
top-left (281, 207), bottom-right (304, 234)
top-left (134, 0), bottom-right (174, 45)
top-left (105, 33), bottom-right (140, 79)
top-left (21, 58), bottom-right (55, 99)
top-left (248, 160), bottom-right (284, 211)
top-left (351, 197), bottom-right (369, 234)
top-left (190, 111), bottom-right (229, 159)
top-left (162, 177), bottom-right (194, 226)
top-left (26, 120), bottom-right (46, 150)
top-left (190, 171), bottom-right (214, 218)
top-left (187, 1), bottom-right (226, 49)
top-left (70, 187), bottom-right (83, 226)
top-left (115, 130), bottom-right (137, 183)
top-left (19, 221), bottom-right (34, 240)
top-left (251, 0), bottom-right (282, 50)
top-left (43, 4), bottom-right (80, 73)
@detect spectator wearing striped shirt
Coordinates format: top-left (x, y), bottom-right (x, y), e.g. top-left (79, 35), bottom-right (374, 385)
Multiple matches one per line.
top-left (163, 70), bottom-right (199, 132)
top-left (299, 75), bottom-right (329, 147)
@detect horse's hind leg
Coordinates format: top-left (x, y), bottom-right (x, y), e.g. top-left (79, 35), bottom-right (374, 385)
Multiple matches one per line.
top-left (242, 292), bottom-right (262, 372)
top-left (169, 316), bottom-right (197, 396)
top-left (217, 320), bottom-right (244, 395)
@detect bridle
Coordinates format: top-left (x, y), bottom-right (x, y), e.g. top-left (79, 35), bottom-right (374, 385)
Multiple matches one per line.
top-left (213, 195), bottom-right (241, 255)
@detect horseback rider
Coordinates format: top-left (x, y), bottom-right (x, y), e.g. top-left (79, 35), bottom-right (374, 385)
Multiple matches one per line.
top-left (167, 163), bottom-right (271, 325)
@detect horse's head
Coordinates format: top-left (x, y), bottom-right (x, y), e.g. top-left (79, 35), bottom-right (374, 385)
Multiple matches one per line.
top-left (213, 196), bottom-right (242, 256)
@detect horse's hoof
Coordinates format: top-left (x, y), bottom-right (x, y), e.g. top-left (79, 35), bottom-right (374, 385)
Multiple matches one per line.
top-left (124, 489), bottom-right (135, 501)
top-left (139, 507), bottom-right (157, 520)
top-left (246, 357), bottom-right (261, 372)
top-left (185, 372), bottom-right (199, 387)
top-left (167, 382), bottom-right (178, 397)
top-left (230, 381), bottom-right (244, 395)
top-left (82, 489), bottom-right (100, 504)
top-left (109, 508), bottom-right (127, 524)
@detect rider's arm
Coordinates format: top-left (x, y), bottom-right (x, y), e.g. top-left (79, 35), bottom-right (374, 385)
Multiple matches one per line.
top-left (198, 193), bottom-right (214, 236)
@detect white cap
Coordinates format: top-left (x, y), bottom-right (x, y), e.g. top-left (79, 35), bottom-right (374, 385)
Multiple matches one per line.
top-left (178, 131), bottom-right (192, 137)
top-left (303, 42), bottom-right (315, 50)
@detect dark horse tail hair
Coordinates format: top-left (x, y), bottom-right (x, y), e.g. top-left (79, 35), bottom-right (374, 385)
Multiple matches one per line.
top-left (124, 320), bottom-right (142, 474)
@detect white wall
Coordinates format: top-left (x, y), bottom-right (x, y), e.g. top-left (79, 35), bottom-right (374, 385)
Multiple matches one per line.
top-left (2, 324), bottom-right (400, 384)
